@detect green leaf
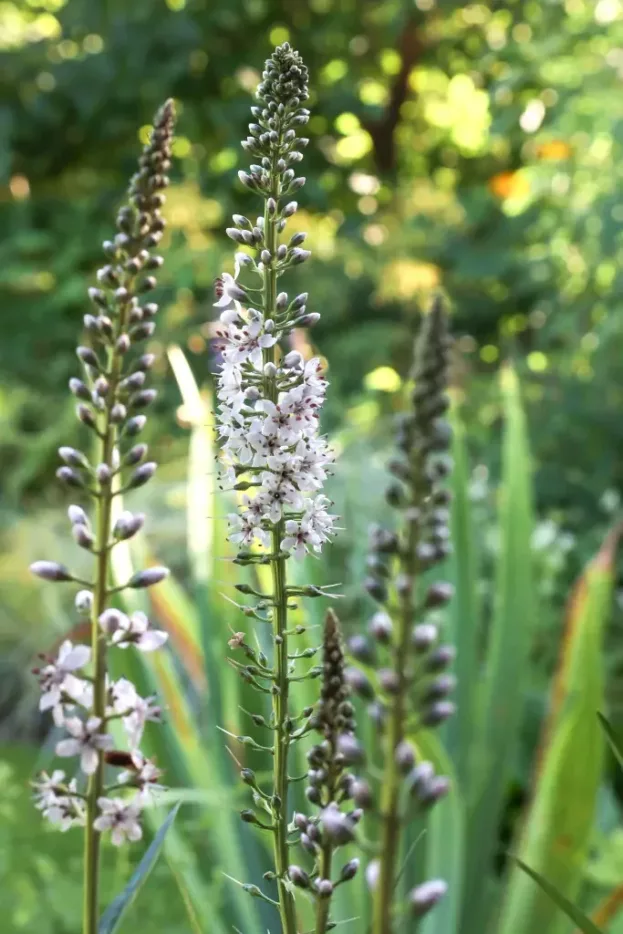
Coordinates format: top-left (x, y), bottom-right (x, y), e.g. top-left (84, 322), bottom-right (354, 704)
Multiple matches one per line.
top-left (513, 859), bottom-right (604, 934)
top-left (461, 365), bottom-right (536, 934)
top-left (598, 712), bottom-right (623, 771)
top-left (415, 730), bottom-right (465, 934)
top-left (443, 395), bottom-right (480, 791)
top-left (496, 526), bottom-right (618, 934)
top-left (98, 804), bottom-right (181, 934)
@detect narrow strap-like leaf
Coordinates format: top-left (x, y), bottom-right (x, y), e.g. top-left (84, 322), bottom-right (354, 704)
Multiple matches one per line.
top-left (597, 711), bottom-right (623, 771)
top-left (98, 803), bottom-right (181, 934)
top-left (514, 859), bottom-right (604, 934)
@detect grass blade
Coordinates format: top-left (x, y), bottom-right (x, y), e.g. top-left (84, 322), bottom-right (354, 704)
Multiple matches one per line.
top-left (415, 730), bottom-right (465, 934)
top-left (98, 804), bottom-right (181, 933)
top-left (513, 859), bottom-right (603, 934)
top-left (443, 395), bottom-right (479, 791)
top-left (597, 712), bottom-right (623, 771)
top-left (461, 364), bottom-right (536, 934)
top-left (496, 525), bottom-right (620, 934)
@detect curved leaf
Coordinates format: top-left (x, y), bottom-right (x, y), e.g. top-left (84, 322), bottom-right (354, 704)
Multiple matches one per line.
top-left (99, 804), bottom-right (181, 934)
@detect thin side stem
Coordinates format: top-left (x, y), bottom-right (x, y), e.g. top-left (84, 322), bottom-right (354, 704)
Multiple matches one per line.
top-left (82, 298), bottom-right (131, 934)
top-left (264, 181), bottom-right (297, 934)
top-left (372, 511), bottom-right (419, 934)
top-left (315, 844), bottom-right (333, 934)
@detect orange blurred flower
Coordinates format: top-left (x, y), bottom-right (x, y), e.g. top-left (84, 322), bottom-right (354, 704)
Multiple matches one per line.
top-left (535, 139), bottom-right (571, 160)
top-left (488, 171), bottom-right (530, 200)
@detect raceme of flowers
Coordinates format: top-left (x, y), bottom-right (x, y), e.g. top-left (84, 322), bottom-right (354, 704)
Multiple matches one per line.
top-left (30, 99), bottom-right (175, 850)
top-left (215, 286), bottom-right (337, 559)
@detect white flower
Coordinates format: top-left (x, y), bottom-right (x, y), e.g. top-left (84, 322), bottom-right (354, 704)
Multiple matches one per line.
top-left (94, 796), bottom-right (143, 846)
top-left (37, 640), bottom-right (91, 713)
top-left (281, 519), bottom-right (322, 559)
top-left (214, 271), bottom-right (247, 310)
top-left (118, 753), bottom-right (164, 799)
top-left (35, 772), bottom-right (86, 832)
top-left (55, 716), bottom-right (113, 775)
top-left (110, 678), bottom-right (162, 749)
top-left (32, 769), bottom-right (67, 811)
top-left (111, 611), bottom-right (168, 652)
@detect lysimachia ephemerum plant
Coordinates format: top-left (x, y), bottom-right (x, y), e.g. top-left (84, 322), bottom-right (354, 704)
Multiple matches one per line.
top-left (29, 99), bottom-right (175, 934)
top-left (214, 44), bottom-right (357, 934)
top-left (347, 298), bottom-right (456, 934)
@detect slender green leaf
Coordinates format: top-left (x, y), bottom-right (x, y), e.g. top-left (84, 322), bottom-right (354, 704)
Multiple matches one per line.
top-left (444, 395), bottom-right (479, 791)
top-left (513, 859), bottom-right (604, 934)
top-left (461, 365), bottom-right (536, 934)
top-left (598, 712), bottom-right (623, 771)
top-left (415, 730), bottom-right (465, 934)
top-left (98, 804), bottom-right (181, 934)
top-left (496, 526), bottom-right (618, 934)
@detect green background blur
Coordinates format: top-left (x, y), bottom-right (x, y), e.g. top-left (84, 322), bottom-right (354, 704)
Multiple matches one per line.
top-left (3, 0), bottom-right (623, 931)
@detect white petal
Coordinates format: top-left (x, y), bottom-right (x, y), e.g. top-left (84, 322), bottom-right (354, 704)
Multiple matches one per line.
top-left (111, 827), bottom-right (126, 846)
top-left (81, 748), bottom-right (99, 775)
top-left (137, 630), bottom-right (168, 652)
top-left (127, 822), bottom-right (142, 842)
top-left (40, 688), bottom-right (60, 711)
top-left (56, 738), bottom-right (81, 758)
top-left (62, 644), bottom-right (91, 670)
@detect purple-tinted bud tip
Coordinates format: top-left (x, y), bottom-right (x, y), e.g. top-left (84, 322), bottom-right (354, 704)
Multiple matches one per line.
top-left (30, 561), bottom-right (73, 583)
top-left (409, 879), bottom-right (448, 918)
top-left (128, 566), bottom-right (170, 589)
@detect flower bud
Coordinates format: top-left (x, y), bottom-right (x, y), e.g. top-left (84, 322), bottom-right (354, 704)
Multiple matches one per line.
top-left (59, 447), bottom-right (88, 469)
top-left (368, 611), bottom-right (392, 643)
top-left (364, 576), bottom-right (387, 604)
top-left (421, 701), bottom-right (455, 727)
top-left (336, 733), bottom-right (365, 765)
top-left (128, 462), bottom-right (157, 489)
top-left (99, 608), bottom-right (125, 633)
top-left (320, 805), bottom-right (355, 845)
top-left (130, 389), bottom-right (157, 410)
top-left (69, 378), bottom-right (91, 401)
top-left (76, 346), bottom-right (99, 368)
top-left (340, 858), bottom-right (360, 882)
top-left (409, 879), bottom-right (448, 917)
top-left (316, 879), bottom-right (333, 898)
top-left (96, 463), bottom-right (112, 485)
top-left (348, 634), bottom-right (374, 664)
top-left (75, 590), bottom-right (93, 615)
top-left (76, 405), bottom-right (96, 429)
top-left (345, 667), bottom-right (374, 700)
top-left (128, 566), bottom-right (170, 588)
top-left (411, 623), bottom-right (438, 653)
top-left (366, 860), bottom-right (380, 891)
top-left (290, 248), bottom-right (311, 264)
top-left (72, 523), bottom-right (94, 550)
top-left (288, 866), bottom-right (310, 889)
top-left (282, 201), bottom-right (297, 217)
top-left (378, 669), bottom-right (400, 695)
top-left (113, 511), bottom-right (145, 541)
top-left (57, 466), bottom-right (85, 488)
top-left (425, 582), bottom-right (454, 608)
top-left (395, 740), bottom-right (416, 774)
top-left (110, 403), bottom-right (127, 423)
top-left (124, 415), bottom-right (147, 436)
top-left (30, 561), bottom-right (73, 582)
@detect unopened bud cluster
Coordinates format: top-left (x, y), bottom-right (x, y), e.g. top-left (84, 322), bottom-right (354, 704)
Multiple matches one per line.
top-left (348, 298), bottom-right (456, 922)
top-left (287, 611), bottom-right (363, 905)
top-left (30, 101), bottom-right (175, 846)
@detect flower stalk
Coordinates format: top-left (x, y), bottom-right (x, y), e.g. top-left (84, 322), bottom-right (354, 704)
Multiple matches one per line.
top-left (215, 44), bottom-right (339, 933)
top-left (347, 298), bottom-right (455, 934)
top-left (30, 100), bottom-right (175, 934)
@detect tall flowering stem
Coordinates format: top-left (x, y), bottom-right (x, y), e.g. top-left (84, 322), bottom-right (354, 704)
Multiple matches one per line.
top-left (348, 299), bottom-right (455, 934)
top-left (215, 45), bottom-right (338, 933)
top-left (30, 101), bottom-right (175, 934)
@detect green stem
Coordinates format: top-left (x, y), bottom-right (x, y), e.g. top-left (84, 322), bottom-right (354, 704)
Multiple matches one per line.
top-left (372, 507), bottom-right (420, 934)
top-left (82, 298), bottom-right (130, 934)
top-left (263, 184), bottom-right (297, 934)
top-left (315, 844), bottom-right (333, 934)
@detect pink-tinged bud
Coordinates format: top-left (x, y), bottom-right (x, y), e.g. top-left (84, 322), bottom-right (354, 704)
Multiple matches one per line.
top-left (297, 312), bottom-right (320, 327)
top-left (288, 866), bottom-right (310, 889)
top-left (409, 879), bottom-right (448, 918)
top-left (57, 466), bottom-right (85, 488)
top-left (110, 403), bottom-right (127, 423)
top-left (124, 415), bottom-right (147, 436)
top-left (128, 566), bottom-right (169, 588)
top-left (113, 511), bottom-right (145, 541)
top-left (76, 404), bottom-right (96, 429)
top-left (130, 389), bottom-right (157, 410)
top-left (30, 561), bottom-right (73, 582)
top-left (68, 505), bottom-right (89, 527)
top-left (124, 444), bottom-right (148, 466)
top-left (128, 462), bottom-right (157, 489)
top-left (116, 334), bottom-right (131, 354)
top-left (72, 523), bottom-right (94, 550)
top-left (290, 247), bottom-right (311, 265)
top-left (283, 201), bottom-right (298, 217)
top-left (59, 447), bottom-right (88, 468)
top-left (69, 378), bottom-right (91, 401)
